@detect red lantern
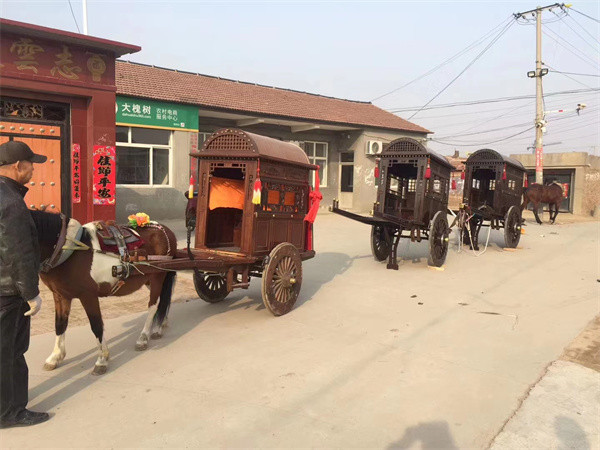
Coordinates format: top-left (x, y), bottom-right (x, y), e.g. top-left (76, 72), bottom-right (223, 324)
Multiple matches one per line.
top-left (451, 179), bottom-right (457, 190)
top-left (425, 157), bottom-right (431, 179)
top-left (374, 158), bottom-right (380, 178)
top-left (502, 164), bottom-right (507, 181)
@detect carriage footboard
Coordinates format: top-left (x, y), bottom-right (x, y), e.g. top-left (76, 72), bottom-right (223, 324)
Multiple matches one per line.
top-left (329, 199), bottom-right (390, 226)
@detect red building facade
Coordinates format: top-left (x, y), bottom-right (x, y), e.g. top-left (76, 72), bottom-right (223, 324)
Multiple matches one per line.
top-left (0, 19), bottom-right (139, 222)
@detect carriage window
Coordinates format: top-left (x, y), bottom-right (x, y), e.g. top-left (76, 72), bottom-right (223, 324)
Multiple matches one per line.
top-left (267, 190), bottom-right (280, 205)
top-left (389, 177), bottom-right (400, 193)
top-left (302, 141), bottom-right (328, 188)
top-left (408, 179), bottom-right (416, 192)
top-left (432, 179), bottom-right (441, 194)
top-left (284, 191), bottom-right (296, 206)
top-left (489, 180), bottom-right (496, 191)
top-left (116, 126), bottom-right (172, 186)
top-left (472, 179), bottom-right (480, 189)
top-left (508, 180), bottom-right (516, 190)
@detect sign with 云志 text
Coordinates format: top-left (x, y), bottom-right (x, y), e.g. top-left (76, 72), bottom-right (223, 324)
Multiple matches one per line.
top-left (93, 145), bottom-right (116, 205)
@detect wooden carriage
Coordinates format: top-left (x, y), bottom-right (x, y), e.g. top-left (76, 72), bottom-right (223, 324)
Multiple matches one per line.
top-left (332, 137), bottom-right (454, 269)
top-left (461, 148), bottom-right (526, 249)
top-left (148, 128), bottom-right (318, 316)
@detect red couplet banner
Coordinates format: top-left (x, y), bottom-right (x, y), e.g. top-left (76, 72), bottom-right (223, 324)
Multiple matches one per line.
top-left (72, 144), bottom-right (81, 203)
top-left (92, 145), bottom-right (116, 205)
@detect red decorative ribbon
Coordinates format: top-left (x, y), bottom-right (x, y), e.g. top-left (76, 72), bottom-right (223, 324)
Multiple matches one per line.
top-left (304, 168), bottom-right (322, 251)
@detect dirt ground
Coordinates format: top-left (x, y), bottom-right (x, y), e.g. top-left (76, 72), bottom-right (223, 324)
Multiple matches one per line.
top-left (560, 315), bottom-right (600, 372)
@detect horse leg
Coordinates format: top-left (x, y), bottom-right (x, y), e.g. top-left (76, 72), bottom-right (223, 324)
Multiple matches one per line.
top-left (136, 274), bottom-right (163, 350)
top-left (520, 196), bottom-right (529, 224)
top-left (43, 292), bottom-right (71, 371)
top-left (79, 293), bottom-right (109, 375)
top-left (551, 202), bottom-right (560, 224)
top-left (532, 202), bottom-right (543, 224)
top-left (151, 272), bottom-right (176, 340)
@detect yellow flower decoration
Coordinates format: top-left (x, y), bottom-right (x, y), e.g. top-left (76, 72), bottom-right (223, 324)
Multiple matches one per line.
top-left (128, 212), bottom-right (150, 228)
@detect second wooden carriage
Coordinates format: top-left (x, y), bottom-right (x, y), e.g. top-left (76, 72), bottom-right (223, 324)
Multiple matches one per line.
top-left (332, 137), bottom-right (454, 269)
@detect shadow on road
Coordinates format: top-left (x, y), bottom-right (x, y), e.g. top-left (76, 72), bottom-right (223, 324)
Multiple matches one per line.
top-left (387, 421), bottom-right (458, 449)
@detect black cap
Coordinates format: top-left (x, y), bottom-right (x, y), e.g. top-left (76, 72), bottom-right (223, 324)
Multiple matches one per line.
top-left (0, 141), bottom-right (47, 166)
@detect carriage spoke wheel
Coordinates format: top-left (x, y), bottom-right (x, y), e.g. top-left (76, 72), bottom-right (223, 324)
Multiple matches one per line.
top-left (262, 243), bottom-right (303, 316)
top-left (193, 270), bottom-right (229, 303)
top-left (428, 211), bottom-right (449, 267)
top-left (504, 205), bottom-right (521, 249)
top-left (371, 225), bottom-right (391, 262)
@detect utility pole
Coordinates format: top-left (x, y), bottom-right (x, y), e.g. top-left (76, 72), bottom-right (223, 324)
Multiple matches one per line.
top-left (82, 0), bottom-right (88, 35)
top-left (515, 3), bottom-right (570, 185)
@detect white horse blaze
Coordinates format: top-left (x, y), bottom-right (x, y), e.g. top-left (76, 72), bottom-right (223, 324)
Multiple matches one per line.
top-left (45, 334), bottom-right (66, 367)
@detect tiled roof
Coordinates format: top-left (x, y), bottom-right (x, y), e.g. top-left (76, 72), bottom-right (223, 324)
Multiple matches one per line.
top-left (115, 61), bottom-right (430, 134)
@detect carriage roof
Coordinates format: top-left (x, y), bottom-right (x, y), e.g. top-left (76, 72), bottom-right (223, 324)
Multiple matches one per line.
top-left (381, 137), bottom-right (455, 171)
top-left (193, 128), bottom-right (314, 169)
top-left (466, 148), bottom-right (525, 171)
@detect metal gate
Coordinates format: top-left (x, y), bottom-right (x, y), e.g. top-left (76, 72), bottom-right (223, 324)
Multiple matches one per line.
top-left (527, 169), bottom-right (574, 212)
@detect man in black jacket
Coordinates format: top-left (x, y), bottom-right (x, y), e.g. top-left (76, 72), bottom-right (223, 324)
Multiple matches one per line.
top-left (0, 140), bottom-right (50, 428)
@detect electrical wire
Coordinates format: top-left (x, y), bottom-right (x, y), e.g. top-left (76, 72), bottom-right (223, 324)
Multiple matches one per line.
top-left (387, 88), bottom-right (600, 113)
top-left (544, 63), bottom-right (594, 89)
top-left (565, 12), bottom-right (600, 45)
top-left (548, 70), bottom-right (600, 78)
top-left (569, 7), bottom-right (600, 24)
top-left (67, 0), bottom-right (81, 34)
top-left (408, 20), bottom-right (516, 120)
top-left (552, 9), bottom-right (600, 52)
top-left (542, 28), bottom-right (598, 69)
top-left (431, 126), bottom-right (535, 147)
top-left (370, 16), bottom-right (513, 102)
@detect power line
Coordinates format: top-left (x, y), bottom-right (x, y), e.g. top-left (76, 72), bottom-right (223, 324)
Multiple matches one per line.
top-left (555, 11), bottom-right (600, 52)
top-left (542, 28), bottom-right (599, 69)
top-left (370, 16), bottom-right (513, 102)
top-left (387, 88), bottom-right (600, 113)
top-left (408, 20), bottom-right (516, 120)
top-left (548, 70), bottom-right (600, 78)
top-left (566, 12), bottom-right (600, 45)
top-left (570, 7), bottom-right (600, 24)
top-left (435, 120), bottom-right (533, 139)
top-left (430, 126), bottom-right (534, 147)
top-left (544, 63), bottom-right (594, 89)
top-left (67, 0), bottom-right (81, 34)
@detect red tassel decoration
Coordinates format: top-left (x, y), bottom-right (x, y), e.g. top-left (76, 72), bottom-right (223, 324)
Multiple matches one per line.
top-left (188, 175), bottom-right (195, 199)
top-left (460, 169), bottom-right (465, 180)
top-left (451, 179), bottom-right (457, 190)
top-left (502, 164), bottom-right (507, 180)
top-left (424, 157), bottom-right (431, 179)
top-left (252, 160), bottom-right (262, 205)
top-left (374, 158), bottom-right (380, 179)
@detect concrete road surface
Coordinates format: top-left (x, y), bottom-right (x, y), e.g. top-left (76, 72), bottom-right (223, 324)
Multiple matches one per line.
top-left (2, 213), bottom-right (598, 448)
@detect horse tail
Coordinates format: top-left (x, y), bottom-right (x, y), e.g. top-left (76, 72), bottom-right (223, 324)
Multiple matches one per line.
top-left (154, 271), bottom-right (176, 326)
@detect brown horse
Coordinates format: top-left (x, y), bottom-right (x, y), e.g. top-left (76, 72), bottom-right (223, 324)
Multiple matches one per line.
top-left (31, 211), bottom-right (177, 375)
top-left (521, 182), bottom-right (564, 224)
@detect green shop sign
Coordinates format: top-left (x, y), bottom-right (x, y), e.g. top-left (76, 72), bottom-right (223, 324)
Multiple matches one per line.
top-left (116, 96), bottom-right (199, 132)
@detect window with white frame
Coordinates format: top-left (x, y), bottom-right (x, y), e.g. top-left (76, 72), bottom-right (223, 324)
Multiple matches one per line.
top-left (302, 141), bottom-right (328, 187)
top-left (116, 126), bottom-right (172, 186)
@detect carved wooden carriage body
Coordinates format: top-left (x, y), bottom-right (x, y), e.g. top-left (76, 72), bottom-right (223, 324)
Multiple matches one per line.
top-left (332, 137), bottom-right (454, 269)
top-left (193, 128), bottom-right (315, 257)
top-left (463, 148), bottom-right (526, 218)
top-left (461, 148), bottom-right (526, 249)
top-left (374, 137), bottom-right (454, 227)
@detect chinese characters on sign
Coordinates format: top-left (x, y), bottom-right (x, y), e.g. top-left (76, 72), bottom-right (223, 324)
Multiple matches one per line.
top-left (72, 144), bottom-right (82, 203)
top-left (93, 145), bottom-right (116, 205)
top-left (116, 96), bottom-right (199, 131)
top-left (2, 34), bottom-right (109, 84)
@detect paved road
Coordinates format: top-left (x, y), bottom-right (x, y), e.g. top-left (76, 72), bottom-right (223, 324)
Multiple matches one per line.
top-left (3, 213), bottom-right (599, 448)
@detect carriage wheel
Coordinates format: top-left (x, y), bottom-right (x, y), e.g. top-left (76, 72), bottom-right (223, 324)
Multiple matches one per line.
top-left (504, 206), bottom-right (521, 248)
top-left (371, 225), bottom-right (391, 262)
top-left (261, 243), bottom-right (303, 316)
top-left (193, 271), bottom-right (229, 303)
top-left (428, 211), bottom-right (449, 267)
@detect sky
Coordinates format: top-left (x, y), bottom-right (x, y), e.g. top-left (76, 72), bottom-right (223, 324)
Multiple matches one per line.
top-left (1, 1), bottom-right (598, 157)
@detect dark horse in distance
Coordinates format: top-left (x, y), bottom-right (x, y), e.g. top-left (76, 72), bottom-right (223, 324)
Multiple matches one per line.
top-left (31, 211), bottom-right (177, 375)
top-left (521, 182), bottom-right (565, 224)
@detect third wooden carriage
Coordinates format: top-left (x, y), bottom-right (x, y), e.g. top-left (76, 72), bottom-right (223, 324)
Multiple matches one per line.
top-left (460, 148), bottom-right (526, 249)
top-left (331, 137), bottom-right (454, 269)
